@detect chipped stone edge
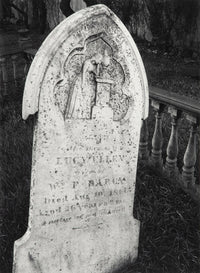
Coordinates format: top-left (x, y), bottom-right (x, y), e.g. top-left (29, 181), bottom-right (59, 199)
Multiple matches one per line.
top-left (22, 4), bottom-right (149, 121)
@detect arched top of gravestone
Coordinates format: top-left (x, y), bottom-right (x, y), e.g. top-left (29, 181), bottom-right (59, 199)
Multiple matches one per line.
top-left (22, 4), bottom-right (149, 121)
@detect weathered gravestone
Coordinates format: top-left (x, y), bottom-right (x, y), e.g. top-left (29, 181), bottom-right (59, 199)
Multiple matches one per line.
top-left (13, 4), bottom-right (148, 273)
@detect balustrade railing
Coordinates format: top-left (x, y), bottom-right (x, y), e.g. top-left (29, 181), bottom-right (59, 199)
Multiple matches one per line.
top-left (0, 49), bottom-right (36, 97)
top-left (1, 49), bottom-right (199, 201)
top-left (140, 86), bottom-right (200, 201)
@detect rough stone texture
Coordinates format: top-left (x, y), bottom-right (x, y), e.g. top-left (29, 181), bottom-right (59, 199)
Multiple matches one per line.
top-left (13, 5), bottom-right (149, 273)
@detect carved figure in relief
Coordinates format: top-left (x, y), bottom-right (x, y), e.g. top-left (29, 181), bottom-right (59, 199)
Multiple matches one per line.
top-left (54, 33), bottom-right (131, 121)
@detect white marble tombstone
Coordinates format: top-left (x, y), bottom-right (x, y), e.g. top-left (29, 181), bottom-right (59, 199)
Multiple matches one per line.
top-left (13, 5), bottom-right (149, 273)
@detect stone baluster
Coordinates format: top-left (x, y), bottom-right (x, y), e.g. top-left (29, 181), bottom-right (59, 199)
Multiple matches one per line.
top-left (0, 60), bottom-right (2, 99)
top-left (23, 54), bottom-right (29, 78)
top-left (182, 115), bottom-right (198, 187)
top-left (23, 52), bottom-right (32, 78)
top-left (139, 119), bottom-right (149, 160)
top-left (11, 54), bottom-right (19, 87)
top-left (0, 57), bottom-right (8, 95)
top-left (151, 100), bottom-right (165, 167)
top-left (23, 49), bottom-right (37, 79)
top-left (165, 106), bottom-right (181, 176)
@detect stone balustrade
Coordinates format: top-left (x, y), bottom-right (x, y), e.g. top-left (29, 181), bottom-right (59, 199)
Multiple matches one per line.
top-left (140, 86), bottom-right (200, 201)
top-left (0, 49), bottom-right (36, 97)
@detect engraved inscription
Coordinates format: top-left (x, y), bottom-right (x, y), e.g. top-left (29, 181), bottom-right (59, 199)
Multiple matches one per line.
top-left (39, 174), bottom-right (132, 227)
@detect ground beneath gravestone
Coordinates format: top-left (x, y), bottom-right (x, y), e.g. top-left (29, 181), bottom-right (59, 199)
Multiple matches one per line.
top-left (0, 31), bottom-right (199, 273)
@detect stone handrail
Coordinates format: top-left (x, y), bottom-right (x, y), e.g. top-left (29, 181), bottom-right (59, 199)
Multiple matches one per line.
top-left (150, 86), bottom-right (200, 117)
top-left (140, 86), bottom-right (200, 201)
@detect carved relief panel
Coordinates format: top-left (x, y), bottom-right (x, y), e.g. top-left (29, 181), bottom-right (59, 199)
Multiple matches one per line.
top-left (54, 33), bottom-right (131, 121)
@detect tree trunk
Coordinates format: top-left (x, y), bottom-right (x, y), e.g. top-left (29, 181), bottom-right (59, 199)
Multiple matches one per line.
top-left (28, 0), bottom-right (46, 33)
top-left (2, 0), bottom-right (11, 19)
top-left (84, 0), bottom-right (152, 41)
top-left (127, 0), bottom-right (152, 42)
top-left (149, 0), bottom-right (200, 54)
top-left (44, 0), bottom-right (66, 30)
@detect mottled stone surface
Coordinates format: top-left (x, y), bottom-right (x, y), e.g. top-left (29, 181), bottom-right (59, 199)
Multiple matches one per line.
top-left (13, 5), bottom-right (149, 273)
